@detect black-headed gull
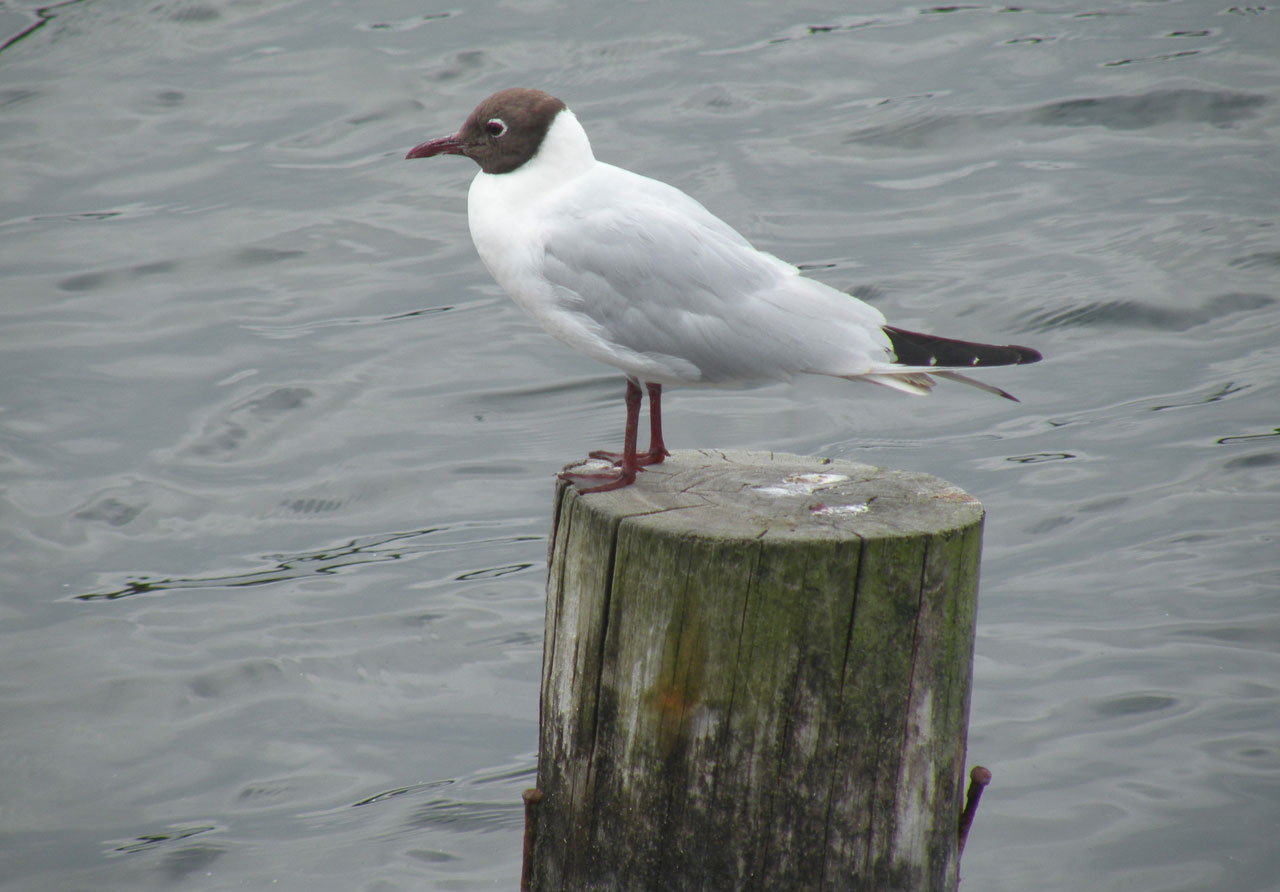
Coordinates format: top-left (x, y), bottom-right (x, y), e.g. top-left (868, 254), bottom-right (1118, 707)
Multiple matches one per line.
top-left (407, 88), bottom-right (1041, 492)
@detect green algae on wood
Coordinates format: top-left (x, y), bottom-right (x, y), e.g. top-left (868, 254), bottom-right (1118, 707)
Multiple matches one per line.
top-left (530, 450), bottom-right (984, 892)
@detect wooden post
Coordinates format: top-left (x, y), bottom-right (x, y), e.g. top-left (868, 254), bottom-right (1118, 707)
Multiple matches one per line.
top-left (529, 449), bottom-right (984, 892)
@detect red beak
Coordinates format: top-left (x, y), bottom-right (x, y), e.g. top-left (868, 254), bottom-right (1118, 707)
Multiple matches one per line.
top-left (405, 133), bottom-right (466, 160)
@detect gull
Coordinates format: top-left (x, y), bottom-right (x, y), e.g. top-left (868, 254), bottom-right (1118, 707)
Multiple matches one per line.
top-left (406, 88), bottom-right (1041, 492)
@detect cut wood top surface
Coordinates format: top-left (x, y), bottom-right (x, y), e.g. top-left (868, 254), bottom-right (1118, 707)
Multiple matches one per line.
top-left (558, 449), bottom-right (984, 542)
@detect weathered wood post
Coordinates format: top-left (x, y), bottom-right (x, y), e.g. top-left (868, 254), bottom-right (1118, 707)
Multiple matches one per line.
top-left (526, 449), bottom-right (984, 892)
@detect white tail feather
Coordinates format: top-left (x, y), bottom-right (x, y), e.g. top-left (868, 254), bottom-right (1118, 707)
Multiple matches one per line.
top-left (855, 372), bottom-right (936, 396)
top-left (935, 370), bottom-right (1019, 402)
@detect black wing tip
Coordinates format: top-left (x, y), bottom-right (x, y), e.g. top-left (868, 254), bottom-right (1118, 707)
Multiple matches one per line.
top-left (1007, 343), bottom-right (1043, 365)
top-left (883, 325), bottom-right (1044, 367)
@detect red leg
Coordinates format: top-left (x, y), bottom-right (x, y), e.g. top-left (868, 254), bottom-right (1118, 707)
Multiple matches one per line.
top-left (642, 382), bottom-right (669, 465)
top-left (561, 380), bottom-right (642, 492)
top-left (589, 381), bottom-right (669, 466)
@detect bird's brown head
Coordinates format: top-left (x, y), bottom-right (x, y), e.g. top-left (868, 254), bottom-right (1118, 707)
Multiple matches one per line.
top-left (405, 88), bottom-right (567, 175)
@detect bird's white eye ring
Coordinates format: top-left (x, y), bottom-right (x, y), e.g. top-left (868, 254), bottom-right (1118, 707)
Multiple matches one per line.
top-left (485, 118), bottom-right (507, 137)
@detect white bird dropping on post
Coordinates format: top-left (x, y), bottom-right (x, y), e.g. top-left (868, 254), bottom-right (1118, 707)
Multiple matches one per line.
top-left (406, 88), bottom-right (1042, 492)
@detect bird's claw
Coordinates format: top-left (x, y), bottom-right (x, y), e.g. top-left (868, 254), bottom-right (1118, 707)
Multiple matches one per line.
top-left (559, 467), bottom-right (638, 494)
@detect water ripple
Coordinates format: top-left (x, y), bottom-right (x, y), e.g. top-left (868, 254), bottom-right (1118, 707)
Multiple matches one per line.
top-left (74, 526), bottom-right (542, 601)
top-left (1016, 293), bottom-right (1275, 333)
top-left (846, 88), bottom-right (1268, 148)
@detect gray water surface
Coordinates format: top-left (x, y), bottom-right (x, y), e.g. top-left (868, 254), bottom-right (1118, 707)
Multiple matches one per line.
top-left (2, 1), bottom-right (1278, 890)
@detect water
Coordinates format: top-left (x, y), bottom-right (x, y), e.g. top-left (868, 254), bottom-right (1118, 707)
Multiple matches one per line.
top-left (2, 0), bottom-right (1277, 889)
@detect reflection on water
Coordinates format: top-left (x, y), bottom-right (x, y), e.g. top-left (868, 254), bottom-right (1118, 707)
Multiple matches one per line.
top-left (1, 0), bottom-right (1278, 890)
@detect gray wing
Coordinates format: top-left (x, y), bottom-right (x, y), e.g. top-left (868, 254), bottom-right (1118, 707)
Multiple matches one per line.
top-left (537, 165), bottom-right (890, 384)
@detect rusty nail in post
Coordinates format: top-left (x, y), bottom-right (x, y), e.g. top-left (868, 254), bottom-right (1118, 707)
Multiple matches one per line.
top-left (957, 765), bottom-right (992, 858)
top-left (520, 787), bottom-right (544, 892)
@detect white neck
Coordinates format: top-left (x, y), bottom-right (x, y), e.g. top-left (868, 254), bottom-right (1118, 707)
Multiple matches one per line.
top-left (469, 109), bottom-right (595, 209)
top-left (466, 108), bottom-right (597, 299)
